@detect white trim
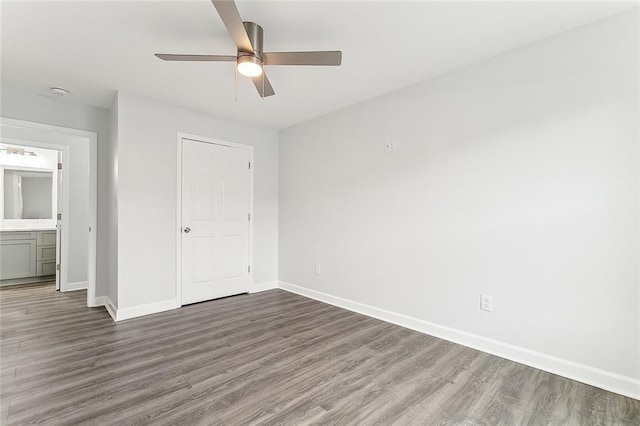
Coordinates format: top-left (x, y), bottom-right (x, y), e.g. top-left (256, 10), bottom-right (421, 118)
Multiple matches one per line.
top-left (90, 295), bottom-right (109, 308)
top-left (278, 281), bottom-right (640, 400)
top-left (175, 132), bottom-right (254, 307)
top-left (105, 303), bottom-right (117, 321)
top-left (92, 295), bottom-right (108, 305)
top-left (176, 134), bottom-right (182, 304)
top-left (64, 281), bottom-right (88, 291)
top-left (0, 118), bottom-right (98, 308)
top-left (249, 281), bottom-right (278, 293)
top-left (114, 299), bottom-right (180, 322)
top-left (87, 124), bottom-right (98, 308)
top-left (101, 296), bottom-right (117, 321)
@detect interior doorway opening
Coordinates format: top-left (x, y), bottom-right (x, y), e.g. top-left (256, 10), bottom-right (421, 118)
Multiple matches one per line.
top-left (0, 143), bottom-right (63, 291)
top-left (0, 118), bottom-right (97, 306)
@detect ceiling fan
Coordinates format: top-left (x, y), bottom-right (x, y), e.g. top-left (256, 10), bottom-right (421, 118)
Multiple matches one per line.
top-left (155, 0), bottom-right (342, 98)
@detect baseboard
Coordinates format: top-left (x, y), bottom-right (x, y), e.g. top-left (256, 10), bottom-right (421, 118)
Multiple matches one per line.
top-left (89, 295), bottom-right (108, 308)
top-left (278, 281), bottom-right (640, 400)
top-left (64, 281), bottom-right (88, 292)
top-left (103, 297), bottom-right (117, 321)
top-left (114, 299), bottom-right (180, 322)
top-left (249, 281), bottom-right (278, 293)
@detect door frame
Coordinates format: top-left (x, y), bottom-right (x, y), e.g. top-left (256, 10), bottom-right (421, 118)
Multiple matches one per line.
top-left (175, 132), bottom-right (254, 306)
top-left (0, 117), bottom-right (98, 306)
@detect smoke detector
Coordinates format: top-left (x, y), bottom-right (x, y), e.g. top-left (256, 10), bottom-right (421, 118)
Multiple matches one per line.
top-left (50, 87), bottom-right (70, 97)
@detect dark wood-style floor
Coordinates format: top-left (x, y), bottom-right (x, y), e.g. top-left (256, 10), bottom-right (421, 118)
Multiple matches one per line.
top-left (1, 284), bottom-right (638, 425)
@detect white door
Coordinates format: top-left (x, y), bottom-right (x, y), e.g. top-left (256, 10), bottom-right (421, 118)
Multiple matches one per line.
top-left (181, 139), bottom-right (251, 305)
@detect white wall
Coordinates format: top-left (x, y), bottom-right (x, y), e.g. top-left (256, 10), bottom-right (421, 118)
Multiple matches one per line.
top-left (0, 89), bottom-right (109, 294)
top-left (107, 94), bottom-right (118, 306)
top-left (279, 9), bottom-right (639, 393)
top-left (115, 93), bottom-right (279, 309)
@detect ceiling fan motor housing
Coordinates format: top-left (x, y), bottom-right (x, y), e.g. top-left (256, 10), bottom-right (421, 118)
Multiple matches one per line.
top-left (241, 21), bottom-right (263, 58)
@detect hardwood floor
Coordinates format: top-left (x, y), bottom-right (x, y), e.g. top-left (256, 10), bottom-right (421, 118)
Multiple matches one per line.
top-left (1, 284), bottom-right (638, 425)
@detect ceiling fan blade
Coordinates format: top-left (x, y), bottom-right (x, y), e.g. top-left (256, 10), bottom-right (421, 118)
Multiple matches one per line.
top-left (263, 51), bottom-right (342, 66)
top-left (252, 73), bottom-right (275, 97)
top-left (211, 0), bottom-right (254, 53)
top-left (155, 54), bottom-right (236, 62)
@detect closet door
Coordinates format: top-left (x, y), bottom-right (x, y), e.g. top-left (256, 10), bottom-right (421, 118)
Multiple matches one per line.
top-left (181, 139), bottom-right (250, 305)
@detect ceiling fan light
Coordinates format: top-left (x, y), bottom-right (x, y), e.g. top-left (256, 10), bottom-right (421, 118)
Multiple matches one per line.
top-left (237, 55), bottom-right (263, 77)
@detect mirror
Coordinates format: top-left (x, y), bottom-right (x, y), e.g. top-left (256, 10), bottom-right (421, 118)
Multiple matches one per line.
top-left (3, 169), bottom-right (54, 219)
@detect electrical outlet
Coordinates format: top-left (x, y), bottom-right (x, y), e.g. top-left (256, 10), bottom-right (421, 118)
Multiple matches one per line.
top-left (384, 139), bottom-right (396, 152)
top-left (315, 264), bottom-right (321, 275)
top-left (480, 294), bottom-right (493, 312)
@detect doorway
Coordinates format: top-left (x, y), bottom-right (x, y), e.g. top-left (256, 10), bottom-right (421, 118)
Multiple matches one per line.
top-left (177, 134), bottom-right (253, 305)
top-left (0, 118), bottom-right (98, 306)
top-left (0, 144), bottom-right (63, 291)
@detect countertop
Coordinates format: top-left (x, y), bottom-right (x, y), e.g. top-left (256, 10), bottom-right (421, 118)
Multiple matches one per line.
top-left (0, 227), bottom-right (57, 232)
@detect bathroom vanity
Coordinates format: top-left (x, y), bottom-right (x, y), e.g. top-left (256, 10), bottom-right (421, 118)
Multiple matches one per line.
top-left (0, 229), bottom-right (57, 281)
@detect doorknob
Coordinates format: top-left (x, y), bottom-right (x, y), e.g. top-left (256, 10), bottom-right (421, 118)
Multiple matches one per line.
top-left (184, 227), bottom-right (191, 233)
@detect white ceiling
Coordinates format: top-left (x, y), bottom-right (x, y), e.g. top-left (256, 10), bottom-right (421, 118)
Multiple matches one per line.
top-left (1, 1), bottom-right (636, 130)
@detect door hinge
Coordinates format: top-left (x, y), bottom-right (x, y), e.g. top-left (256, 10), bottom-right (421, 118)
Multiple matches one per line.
top-left (58, 162), bottom-right (63, 170)
top-left (248, 213), bottom-right (250, 221)
top-left (56, 264), bottom-right (60, 271)
top-left (57, 213), bottom-right (62, 220)
top-left (248, 162), bottom-right (251, 170)
top-left (248, 265), bottom-right (251, 273)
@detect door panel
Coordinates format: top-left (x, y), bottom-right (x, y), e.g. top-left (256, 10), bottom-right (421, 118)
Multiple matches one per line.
top-left (222, 235), bottom-right (242, 278)
top-left (193, 176), bottom-right (219, 221)
top-left (223, 180), bottom-right (242, 220)
top-left (182, 139), bottom-right (251, 305)
top-left (193, 237), bottom-right (215, 283)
